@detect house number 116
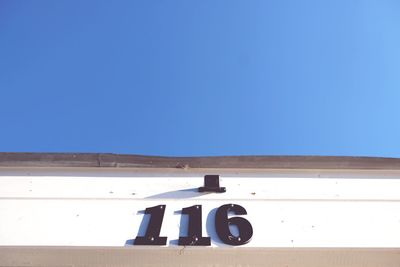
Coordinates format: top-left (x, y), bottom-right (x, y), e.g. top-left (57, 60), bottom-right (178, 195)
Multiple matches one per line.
top-left (134, 204), bottom-right (253, 246)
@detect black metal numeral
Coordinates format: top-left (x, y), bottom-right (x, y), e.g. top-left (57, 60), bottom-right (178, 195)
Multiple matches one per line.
top-left (215, 204), bottom-right (253, 246)
top-left (134, 205), bottom-right (167, 245)
top-left (134, 204), bottom-right (253, 246)
top-left (178, 205), bottom-right (211, 246)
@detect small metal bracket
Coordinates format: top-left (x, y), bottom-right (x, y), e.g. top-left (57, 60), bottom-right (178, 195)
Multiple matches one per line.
top-left (198, 175), bottom-right (226, 193)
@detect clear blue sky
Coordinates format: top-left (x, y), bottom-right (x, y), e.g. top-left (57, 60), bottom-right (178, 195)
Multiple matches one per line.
top-left (1, 1), bottom-right (400, 157)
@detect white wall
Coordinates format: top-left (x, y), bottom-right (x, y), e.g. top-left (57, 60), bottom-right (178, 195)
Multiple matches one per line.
top-left (1, 167), bottom-right (400, 247)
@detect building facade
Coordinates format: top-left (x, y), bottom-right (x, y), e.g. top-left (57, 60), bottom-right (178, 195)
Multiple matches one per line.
top-left (1, 153), bottom-right (400, 266)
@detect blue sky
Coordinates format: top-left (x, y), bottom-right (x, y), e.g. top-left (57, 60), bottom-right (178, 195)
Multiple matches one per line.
top-left (1, 0), bottom-right (400, 157)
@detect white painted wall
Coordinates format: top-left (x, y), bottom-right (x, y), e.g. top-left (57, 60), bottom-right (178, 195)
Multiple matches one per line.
top-left (1, 168), bottom-right (400, 247)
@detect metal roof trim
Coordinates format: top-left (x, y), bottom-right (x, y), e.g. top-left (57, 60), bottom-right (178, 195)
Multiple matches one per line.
top-left (0, 152), bottom-right (399, 170)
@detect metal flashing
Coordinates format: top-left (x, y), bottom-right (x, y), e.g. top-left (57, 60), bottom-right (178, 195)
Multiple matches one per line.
top-left (0, 152), bottom-right (399, 170)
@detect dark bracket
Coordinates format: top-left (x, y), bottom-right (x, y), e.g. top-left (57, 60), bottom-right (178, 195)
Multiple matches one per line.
top-left (198, 175), bottom-right (226, 193)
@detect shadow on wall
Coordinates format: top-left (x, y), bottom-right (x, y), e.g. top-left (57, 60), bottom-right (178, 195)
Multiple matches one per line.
top-left (125, 210), bottom-right (149, 246)
top-left (145, 188), bottom-right (211, 199)
top-left (206, 208), bottom-right (225, 246)
top-left (168, 209), bottom-right (186, 246)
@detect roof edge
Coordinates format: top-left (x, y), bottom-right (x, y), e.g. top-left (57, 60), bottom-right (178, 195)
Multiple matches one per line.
top-left (0, 152), bottom-right (400, 170)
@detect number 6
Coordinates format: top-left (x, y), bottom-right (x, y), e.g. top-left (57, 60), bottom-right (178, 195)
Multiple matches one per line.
top-left (215, 204), bottom-right (253, 246)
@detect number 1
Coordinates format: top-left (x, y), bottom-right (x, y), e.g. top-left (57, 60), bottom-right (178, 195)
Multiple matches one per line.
top-left (178, 205), bottom-right (211, 246)
top-left (134, 205), bottom-right (167, 245)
